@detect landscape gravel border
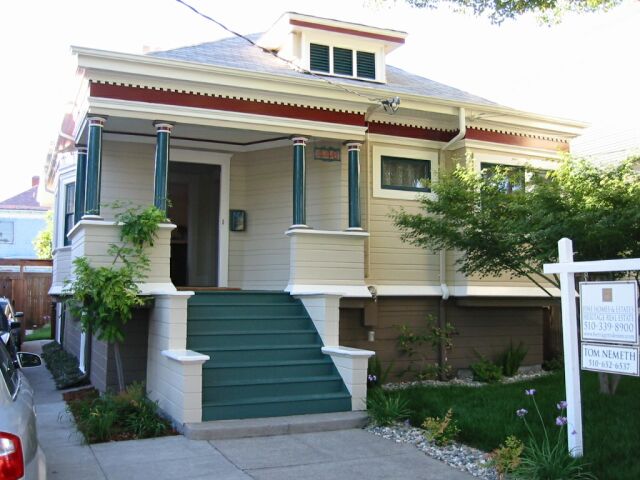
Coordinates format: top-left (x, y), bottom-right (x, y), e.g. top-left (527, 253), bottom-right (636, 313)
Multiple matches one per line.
top-left (366, 370), bottom-right (554, 478)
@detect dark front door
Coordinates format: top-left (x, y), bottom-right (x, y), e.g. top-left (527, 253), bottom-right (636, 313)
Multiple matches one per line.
top-left (167, 161), bottom-right (220, 287)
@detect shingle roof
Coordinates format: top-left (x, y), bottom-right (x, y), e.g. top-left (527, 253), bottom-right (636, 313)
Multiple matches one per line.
top-left (0, 186), bottom-right (48, 211)
top-left (149, 34), bottom-right (498, 107)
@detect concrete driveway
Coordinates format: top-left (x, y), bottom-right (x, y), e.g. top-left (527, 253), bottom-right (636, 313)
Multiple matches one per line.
top-left (22, 340), bottom-right (473, 479)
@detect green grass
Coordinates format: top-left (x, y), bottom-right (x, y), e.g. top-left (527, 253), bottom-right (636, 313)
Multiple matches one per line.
top-left (25, 323), bottom-right (52, 341)
top-left (386, 372), bottom-right (639, 480)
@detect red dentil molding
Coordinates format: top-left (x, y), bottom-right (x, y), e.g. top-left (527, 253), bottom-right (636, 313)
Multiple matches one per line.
top-left (89, 82), bottom-right (568, 151)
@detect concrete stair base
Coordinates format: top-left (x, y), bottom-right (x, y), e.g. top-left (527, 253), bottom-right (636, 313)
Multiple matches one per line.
top-left (182, 411), bottom-right (368, 440)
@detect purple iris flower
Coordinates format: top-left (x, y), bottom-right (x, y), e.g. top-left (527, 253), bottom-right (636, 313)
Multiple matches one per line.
top-left (557, 400), bottom-right (568, 410)
top-left (516, 408), bottom-right (528, 417)
top-left (555, 416), bottom-right (568, 426)
top-left (525, 389), bottom-right (536, 396)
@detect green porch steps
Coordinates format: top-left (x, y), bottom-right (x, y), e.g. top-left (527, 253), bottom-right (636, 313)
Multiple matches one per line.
top-left (187, 291), bottom-right (351, 421)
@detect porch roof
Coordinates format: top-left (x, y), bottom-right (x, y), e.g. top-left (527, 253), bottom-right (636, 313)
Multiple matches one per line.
top-left (148, 34), bottom-right (499, 108)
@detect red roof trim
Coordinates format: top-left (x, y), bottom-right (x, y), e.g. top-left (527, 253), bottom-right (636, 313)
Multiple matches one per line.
top-left (289, 19), bottom-right (405, 44)
top-left (89, 83), bottom-right (567, 151)
top-left (367, 122), bottom-right (456, 142)
top-left (90, 82), bottom-right (365, 126)
top-left (466, 127), bottom-right (569, 152)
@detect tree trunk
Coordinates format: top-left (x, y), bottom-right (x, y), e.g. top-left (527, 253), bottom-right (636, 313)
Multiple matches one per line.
top-left (113, 341), bottom-right (125, 393)
top-left (598, 372), bottom-right (621, 395)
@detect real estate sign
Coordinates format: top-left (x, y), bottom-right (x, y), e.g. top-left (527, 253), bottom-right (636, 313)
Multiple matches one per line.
top-left (579, 281), bottom-right (638, 345)
top-left (544, 241), bottom-right (640, 458)
top-left (581, 343), bottom-right (640, 376)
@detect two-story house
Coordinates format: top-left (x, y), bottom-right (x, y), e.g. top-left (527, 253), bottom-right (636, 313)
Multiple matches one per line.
top-left (46, 12), bottom-right (585, 429)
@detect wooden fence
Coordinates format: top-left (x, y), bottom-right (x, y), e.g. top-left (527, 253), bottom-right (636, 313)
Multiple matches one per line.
top-left (0, 259), bottom-right (54, 335)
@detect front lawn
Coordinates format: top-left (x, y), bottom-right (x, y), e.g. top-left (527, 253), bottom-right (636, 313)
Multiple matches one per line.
top-left (25, 323), bottom-right (52, 341)
top-left (384, 372), bottom-right (639, 480)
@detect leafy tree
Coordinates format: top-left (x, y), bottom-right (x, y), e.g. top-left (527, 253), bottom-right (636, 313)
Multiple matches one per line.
top-left (394, 155), bottom-right (640, 293)
top-left (395, 0), bottom-right (624, 23)
top-left (66, 203), bottom-right (167, 392)
top-left (393, 155), bottom-right (640, 393)
top-left (33, 211), bottom-right (53, 259)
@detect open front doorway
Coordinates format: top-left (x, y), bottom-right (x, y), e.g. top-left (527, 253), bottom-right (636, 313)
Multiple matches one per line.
top-left (168, 161), bottom-right (220, 287)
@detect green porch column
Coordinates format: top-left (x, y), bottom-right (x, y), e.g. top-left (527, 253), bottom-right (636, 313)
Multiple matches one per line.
top-left (153, 122), bottom-right (173, 212)
top-left (73, 145), bottom-right (88, 223)
top-left (291, 136), bottom-right (309, 229)
top-left (84, 117), bottom-right (106, 218)
top-left (346, 142), bottom-right (362, 230)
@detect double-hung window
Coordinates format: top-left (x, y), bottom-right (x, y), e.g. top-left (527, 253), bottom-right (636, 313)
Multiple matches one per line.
top-left (63, 183), bottom-right (75, 246)
top-left (481, 162), bottom-right (548, 193)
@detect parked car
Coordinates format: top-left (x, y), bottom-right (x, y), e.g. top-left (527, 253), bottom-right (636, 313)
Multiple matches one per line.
top-left (0, 341), bottom-right (46, 479)
top-left (0, 297), bottom-right (23, 358)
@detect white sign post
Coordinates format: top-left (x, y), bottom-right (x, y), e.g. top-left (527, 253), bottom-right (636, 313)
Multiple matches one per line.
top-left (543, 238), bottom-right (640, 458)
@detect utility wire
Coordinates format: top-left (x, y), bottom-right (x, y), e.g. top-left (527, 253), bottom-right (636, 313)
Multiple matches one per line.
top-left (174, 0), bottom-right (388, 105)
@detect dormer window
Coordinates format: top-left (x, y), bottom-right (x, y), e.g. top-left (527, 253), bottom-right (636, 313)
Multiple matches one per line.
top-left (257, 13), bottom-right (407, 85)
top-left (309, 43), bottom-right (377, 80)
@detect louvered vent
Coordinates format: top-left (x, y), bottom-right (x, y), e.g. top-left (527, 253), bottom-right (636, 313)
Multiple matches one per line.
top-left (333, 47), bottom-right (353, 76)
top-left (357, 51), bottom-right (376, 79)
top-left (310, 43), bottom-right (330, 72)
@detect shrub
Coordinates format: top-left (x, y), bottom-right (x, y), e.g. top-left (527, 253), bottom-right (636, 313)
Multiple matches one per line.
top-left (367, 356), bottom-right (394, 389)
top-left (67, 382), bottom-right (171, 443)
top-left (367, 389), bottom-right (411, 426)
top-left (489, 435), bottom-right (524, 479)
top-left (396, 315), bottom-right (457, 381)
top-left (514, 389), bottom-right (596, 479)
top-left (41, 341), bottom-right (88, 389)
top-left (470, 355), bottom-right (503, 383)
top-left (542, 355), bottom-right (564, 372)
top-left (421, 408), bottom-right (460, 446)
top-left (499, 341), bottom-right (528, 377)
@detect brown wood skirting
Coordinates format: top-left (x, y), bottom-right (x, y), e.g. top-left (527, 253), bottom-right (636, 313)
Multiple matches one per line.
top-left (339, 296), bottom-right (545, 380)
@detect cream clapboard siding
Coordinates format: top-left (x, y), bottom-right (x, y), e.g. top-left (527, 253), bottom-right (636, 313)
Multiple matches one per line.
top-left (51, 247), bottom-right (72, 291)
top-left (69, 222), bottom-right (172, 285)
top-left (287, 231), bottom-right (366, 285)
top-left (446, 146), bottom-right (560, 293)
top-left (228, 143), bottom-right (346, 289)
top-left (365, 140), bottom-right (561, 294)
top-left (100, 141), bottom-right (155, 221)
top-left (365, 140), bottom-right (440, 286)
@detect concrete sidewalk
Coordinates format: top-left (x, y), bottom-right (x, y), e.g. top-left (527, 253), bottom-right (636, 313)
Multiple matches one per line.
top-left (22, 340), bottom-right (474, 480)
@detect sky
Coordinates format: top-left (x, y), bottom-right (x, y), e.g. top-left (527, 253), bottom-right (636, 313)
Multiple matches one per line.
top-left (0, 0), bottom-right (638, 201)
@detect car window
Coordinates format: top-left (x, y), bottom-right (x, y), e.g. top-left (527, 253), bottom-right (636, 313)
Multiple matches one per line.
top-left (0, 341), bottom-right (19, 397)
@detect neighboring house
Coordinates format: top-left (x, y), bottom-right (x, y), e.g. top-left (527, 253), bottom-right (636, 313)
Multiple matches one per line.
top-left (571, 123), bottom-right (640, 166)
top-left (0, 177), bottom-right (51, 259)
top-left (46, 13), bottom-right (586, 428)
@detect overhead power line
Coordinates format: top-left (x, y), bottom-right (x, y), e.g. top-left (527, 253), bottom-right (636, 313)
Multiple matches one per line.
top-left (174, 0), bottom-right (389, 105)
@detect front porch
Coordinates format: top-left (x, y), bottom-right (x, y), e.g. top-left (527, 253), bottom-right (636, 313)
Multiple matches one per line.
top-left (54, 114), bottom-right (375, 426)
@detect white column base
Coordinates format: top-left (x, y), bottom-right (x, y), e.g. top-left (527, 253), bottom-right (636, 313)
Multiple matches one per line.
top-left (297, 294), bottom-right (341, 347)
top-left (322, 346), bottom-right (375, 411)
top-left (147, 292), bottom-right (210, 425)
